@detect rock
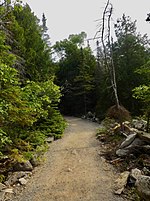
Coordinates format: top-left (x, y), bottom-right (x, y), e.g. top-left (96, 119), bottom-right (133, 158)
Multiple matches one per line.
top-left (18, 178), bottom-right (28, 185)
top-left (30, 155), bottom-right (40, 167)
top-left (0, 183), bottom-right (6, 191)
top-left (143, 167), bottom-right (150, 176)
top-left (143, 158), bottom-right (150, 168)
top-left (0, 191), bottom-right (5, 201)
top-left (116, 149), bottom-right (129, 157)
top-left (13, 161), bottom-right (33, 171)
top-left (95, 118), bottom-right (100, 123)
top-left (0, 188), bottom-right (13, 201)
top-left (120, 133), bottom-right (137, 149)
top-left (46, 136), bottom-right (54, 143)
top-left (128, 168), bottom-right (142, 187)
top-left (132, 119), bottom-right (147, 131)
top-left (114, 171), bottom-right (130, 194)
top-left (142, 145), bottom-right (150, 153)
top-left (86, 111), bottom-right (95, 119)
top-left (67, 168), bottom-right (72, 172)
top-left (116, 138), bottom-right (145, 157)
top-left (5, 171), bottom-right (31, 186)
top-left (71, 150), bottom-right (77, 155)
top-left (130, 168), bottom-right (142, 180)
top-left (100, 156), bottom-right (106, 163)
top-left (129, 127), bottom-right (137, 131)
top-left (2, 188), bottom-right (13, 193)
top-left (138, 132), bottom-right (150, 143)
top-left (124, 121), bottom-right (131, 125)
top-left (97, 134), bottom-right (106, 142)
top-left (128, 138), bottom-right (144, 147)
top-left (136, 175), bottom-right (150, 201)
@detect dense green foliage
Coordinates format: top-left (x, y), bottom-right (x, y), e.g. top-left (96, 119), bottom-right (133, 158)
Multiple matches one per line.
top-left (94, 15), bottom-right (150, 118)
top-left (113, 15), bottom-right (150, 113)
top-left (54, 32), bottom-right (97, 115)
top-left (133, 61), bottom-right (150, 131)
top-left (0, 1), bottom-right (66, 159)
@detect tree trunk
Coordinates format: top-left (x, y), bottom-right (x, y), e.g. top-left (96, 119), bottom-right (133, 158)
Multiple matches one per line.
top-left (101, 0), bottom-right (120, 108)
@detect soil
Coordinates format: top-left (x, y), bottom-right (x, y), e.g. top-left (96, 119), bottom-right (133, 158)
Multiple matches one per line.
top-left (10, 117), bottom-right (127, 201)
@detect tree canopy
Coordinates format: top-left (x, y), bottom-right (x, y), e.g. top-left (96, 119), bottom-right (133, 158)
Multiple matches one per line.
top-left (0, 1), bottom-right (66, 162)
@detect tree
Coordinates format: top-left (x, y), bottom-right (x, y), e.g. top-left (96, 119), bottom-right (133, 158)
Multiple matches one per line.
top-left (133, 61), bottom-right (150, 132)
top-left (113, 14), bottom-right (150, 113)
top-left (13, 3), bottom-right (54, 81)
top-left (54, 33), bottom-right (96, 115)
top-left (41, 13), bottom-right (51, 46)
top-left (95, 0), bottom-right (130, 126)
top-left (0, 1), bottom-right (66, 159)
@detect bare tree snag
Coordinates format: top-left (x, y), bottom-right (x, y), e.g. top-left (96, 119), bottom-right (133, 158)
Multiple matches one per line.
top-left (96, 0), bottom-right (130, 128)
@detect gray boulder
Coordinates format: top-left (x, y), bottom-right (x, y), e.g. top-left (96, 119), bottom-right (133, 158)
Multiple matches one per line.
top-left (13, 161), bottom-right (33, 171)
top-left (116, 149), bottom-right (129, 157)
top-left (136, 175), bottom-right (150, 201)
top-left (138, 132), bottom-right (150, 143)
top-left (116, 138), bottom-right (145, 157)
top-left (120, 133), bottom-right (137, 149)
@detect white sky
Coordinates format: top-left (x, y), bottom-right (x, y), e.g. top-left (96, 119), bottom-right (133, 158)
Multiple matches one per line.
top-left (23, 0), bottom-right (150, 48)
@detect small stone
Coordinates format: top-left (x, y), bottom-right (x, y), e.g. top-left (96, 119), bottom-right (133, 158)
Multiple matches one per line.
top-left (114, 187), bottom-right (124, 195)
top-left (116, 148), bottom-right (129, 157)
top-left (0, 183), bottom-right (6, 191)
top-left (71, 150), bottom-right (77, 155)
top-left (2, 188), bottom-right (13, 194)
top-left (143, 167), bottom-right (150, 176)
top-left (46, 136), bottom-right (54, 143)
top-left (19, 178), bottom-right (28, 185)
top-left (5, 171), bottom-right (32, 186)
top-left (0, 191), bottom-right (5, 201)
top-left (67, 168), bottom-right (72, 172)
top-left (130, 168), bottom-right (142, 180)
top-left (114, 171), bottom-right (130, 195)
top-left (100, 157), bottom-right (106, 162)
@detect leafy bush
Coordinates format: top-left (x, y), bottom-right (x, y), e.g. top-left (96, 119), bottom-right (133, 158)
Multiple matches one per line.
top-left (0, 32), bottom-right (66, 159)
top-left (0, 129), bottom-right (12, 155)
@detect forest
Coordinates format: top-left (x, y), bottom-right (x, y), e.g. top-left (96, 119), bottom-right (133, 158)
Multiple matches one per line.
top-left (0, 0), bottom-right (150, 182)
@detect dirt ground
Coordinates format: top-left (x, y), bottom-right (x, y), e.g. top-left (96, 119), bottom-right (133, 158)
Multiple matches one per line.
top-left (12, 117), bottom-right (127, 201)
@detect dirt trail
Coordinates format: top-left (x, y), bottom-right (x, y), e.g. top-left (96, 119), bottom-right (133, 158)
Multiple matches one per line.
top-left (13, 117), bottom-right (126, 201)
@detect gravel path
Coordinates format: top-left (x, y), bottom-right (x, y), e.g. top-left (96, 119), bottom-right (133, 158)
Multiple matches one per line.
top-left (13, 117), bottom-right (126, 201)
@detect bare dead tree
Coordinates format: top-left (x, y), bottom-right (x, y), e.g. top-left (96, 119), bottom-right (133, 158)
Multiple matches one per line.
top-left (95, 0), bottom-right (130, 128)
top-left (100, 0), bottom-right (119, 108)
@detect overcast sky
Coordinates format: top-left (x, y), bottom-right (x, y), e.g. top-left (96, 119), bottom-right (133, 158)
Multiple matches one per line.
top-left (23, 0), bottom-right (150, 48)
